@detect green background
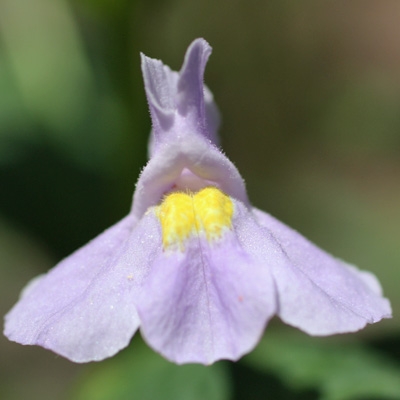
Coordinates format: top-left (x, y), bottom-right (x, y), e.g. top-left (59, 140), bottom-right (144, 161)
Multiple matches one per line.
top-left (1, 1), bottom-right (399, 399)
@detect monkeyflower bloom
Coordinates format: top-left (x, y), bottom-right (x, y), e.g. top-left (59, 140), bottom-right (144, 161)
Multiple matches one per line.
top-left (4, 39), bottom-right (391, 365)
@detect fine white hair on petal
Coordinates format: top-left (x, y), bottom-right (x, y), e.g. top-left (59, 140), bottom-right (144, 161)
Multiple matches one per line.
top-left (142, 39), bottom-right (220, 153)
top-left (132, 134), bottom-right (249, 219)
top-left (138, 39), bottom-right (241, 215)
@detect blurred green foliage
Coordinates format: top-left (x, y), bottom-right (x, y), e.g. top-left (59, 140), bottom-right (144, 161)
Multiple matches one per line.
top-left (73, 337), bottom-right (231, 400)
top-left (1, 1), bottom-right (399, 399)
top-left (245, 331), bottom-right (400, 400)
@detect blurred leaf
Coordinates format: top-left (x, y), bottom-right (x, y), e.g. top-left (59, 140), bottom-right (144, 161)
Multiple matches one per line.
top-left (73, 338), bottom-right (231, 400)
top-left (244, 331), bottom-right (400, 400)
top-left (0, 0), bottom-right (93, 131)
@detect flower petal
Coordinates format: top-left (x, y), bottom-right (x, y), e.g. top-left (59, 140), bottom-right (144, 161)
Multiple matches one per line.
top-left (133, 133), bottom-right (249, 219)
top-left (4, 212), bottom-right (160, 362)
top-left (147, 84), bottom-right (221, 159)
top-left (141, 52), bottom-right (177, 135)
top-left (251, 209), bottom-right (392, 335)
top-left (176, 38), bottom-right (211, 132)
top-left (143, 38), bottom-right (220, 160)
top-left (137, 39), bottom-right (248, 218)
top-left (137, 202), bottom-right (276, 365)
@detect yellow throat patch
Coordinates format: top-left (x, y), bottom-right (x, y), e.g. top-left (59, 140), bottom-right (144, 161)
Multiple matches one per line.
top-left (155, 186), bottom-right (234, 251)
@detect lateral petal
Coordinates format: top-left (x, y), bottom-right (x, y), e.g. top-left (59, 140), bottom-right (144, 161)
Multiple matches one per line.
top-left (4, 212), bottom-right (160, 362)
top-left (251, 209), bottom-right (392, 335)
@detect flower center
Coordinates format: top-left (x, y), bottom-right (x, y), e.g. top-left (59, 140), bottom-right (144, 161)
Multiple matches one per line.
top-left (155, 186), bottom-right (234, 251)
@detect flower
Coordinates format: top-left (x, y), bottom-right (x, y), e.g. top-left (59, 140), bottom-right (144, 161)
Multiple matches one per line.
top-left (4, 39), bottom-right (391, 365)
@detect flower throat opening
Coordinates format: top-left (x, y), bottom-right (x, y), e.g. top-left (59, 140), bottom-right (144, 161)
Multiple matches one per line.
top-left (155, 187), bottom-right (233, 251)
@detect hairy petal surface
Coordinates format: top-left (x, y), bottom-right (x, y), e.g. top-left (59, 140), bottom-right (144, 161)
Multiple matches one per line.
top-left (251, 209), bottom-right (392, 335)
top-left (142, 39), bottom-right (212, 144)
top-left (143, 38), bottom-right (220, 160)
top-left (138, 203), bottom-right (276, 365)
top-left (147, 84), bottom-right (221, 159)
top-left (176, 38), bottom-right (211, 134)
top-left (141, 53), bottom-right (177, 135)
top-left (137, 38), bottom-right (247, 218)
top-left (5, 213), bottom-right (160, 362)
top-left (133, 135), bottom-right (249, 219)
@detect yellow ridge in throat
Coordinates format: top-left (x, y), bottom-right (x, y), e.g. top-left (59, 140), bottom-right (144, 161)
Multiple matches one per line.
top-left (156, 187), bottom-right (234, 251)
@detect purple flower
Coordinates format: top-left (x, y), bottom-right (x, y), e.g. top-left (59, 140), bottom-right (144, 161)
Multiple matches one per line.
top-left (4, 39), bottom-right (391, 365)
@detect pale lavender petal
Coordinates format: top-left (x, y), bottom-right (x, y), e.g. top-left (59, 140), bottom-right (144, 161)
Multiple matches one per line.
top-left (141, 53), bottom-right (177, 136)
top-left (143, 38), bottom-right (220, 160)
top-left (142, 38), bottom-right (211, 140)
top-left (137, 206), bottom-right (276, 365)
top-left (344, 263), bottom-right (384, 296)
top-left (176, 38), bottom-right (211, 135)
top-left (251, 208), bottom-right (392, 335)
top-left (132, 133), bottom-right (249, 219)
top-left (4, 212), bottom-right (160, 362)
top-left (147, 85), bottom-right (220, 159)
top-left (137, 39), bottom-right (246, 217)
